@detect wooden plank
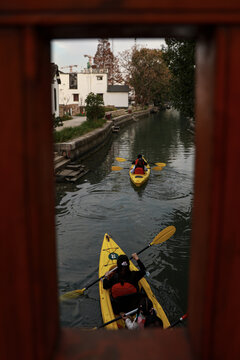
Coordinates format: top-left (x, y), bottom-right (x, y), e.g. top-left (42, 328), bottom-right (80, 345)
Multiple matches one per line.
top-left (210, 27), bottom-right (240, 360)
top-left (0, 27), bottom-right (59, 360)
top-left (55, 328), bottom-right (192, 360)
top-left (1, 0), bottom-right (240, 11)
top-left (0, 27), bottom-right (33, 360)
top-left (189, 26), bottom-right (240, 360)
top-left (0, 14), bottom-right (240, 27)
top-left (22, 27), bottom-right (59, 360)
top-left (188, 31), bottom-right (216, 359)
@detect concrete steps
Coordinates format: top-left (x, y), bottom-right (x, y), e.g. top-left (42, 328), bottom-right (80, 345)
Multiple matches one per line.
top-left (55, 164), bottom-right (89, 183)
top-left (55, 158), bottom-right (71, 172)
top-left (54, 153), bottom-right (89, 182)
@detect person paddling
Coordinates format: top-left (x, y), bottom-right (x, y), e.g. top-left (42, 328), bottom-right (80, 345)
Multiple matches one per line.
top-left (131, 154), bottom-right (148, 174)
top-left (103, 253), bottom-right (146, 314)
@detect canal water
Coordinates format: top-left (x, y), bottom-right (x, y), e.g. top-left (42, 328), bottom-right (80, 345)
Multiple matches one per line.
top-left (55, 109), bottom-right (195, 328)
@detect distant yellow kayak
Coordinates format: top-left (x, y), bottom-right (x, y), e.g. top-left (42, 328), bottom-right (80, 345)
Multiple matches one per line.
top-left (99, 233), bottom-right (170, 330)
top-left (129, 158), bottom-right (151, 187)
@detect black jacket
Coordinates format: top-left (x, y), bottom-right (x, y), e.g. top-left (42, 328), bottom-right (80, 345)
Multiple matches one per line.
top-left (103, 259), bottom-right (146, 291)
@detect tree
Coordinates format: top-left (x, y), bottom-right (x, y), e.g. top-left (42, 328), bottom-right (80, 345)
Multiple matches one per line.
top-left (94, 39), bottom-right (123, 85)
top-left (119, 47), bottom-right (171, 106)
top-left (85, 92), bottom-right (105, 121)
top-left (162, 39), bottom-right (195, 118)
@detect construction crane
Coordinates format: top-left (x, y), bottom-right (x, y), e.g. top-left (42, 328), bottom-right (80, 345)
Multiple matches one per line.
top-left (60, 65), bottom-right (78, 73)
top-left (84, 55), bottom-right (93, 69)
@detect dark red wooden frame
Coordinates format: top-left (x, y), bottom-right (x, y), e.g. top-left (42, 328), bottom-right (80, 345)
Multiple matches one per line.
top-left (1, 2), bottom-right (240, 360)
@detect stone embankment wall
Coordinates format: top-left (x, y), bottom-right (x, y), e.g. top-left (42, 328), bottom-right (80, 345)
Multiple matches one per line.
top-left (54, 109), bottom-right (150, 161)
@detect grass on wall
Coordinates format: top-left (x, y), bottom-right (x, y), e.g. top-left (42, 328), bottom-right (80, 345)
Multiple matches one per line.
top-left (54, 118), bottom-right (107, 143)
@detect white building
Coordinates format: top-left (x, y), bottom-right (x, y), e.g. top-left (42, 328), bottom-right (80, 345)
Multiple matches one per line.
top-left (51, 63), bottom-right (61, 117)
top-left (59, 69), bottom-right (129, 115)
top-left (105, 85), bottom-right (129, 108)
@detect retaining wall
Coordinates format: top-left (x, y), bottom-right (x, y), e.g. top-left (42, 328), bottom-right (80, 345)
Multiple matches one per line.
top-left (54, 109), bottom-right (150, 161)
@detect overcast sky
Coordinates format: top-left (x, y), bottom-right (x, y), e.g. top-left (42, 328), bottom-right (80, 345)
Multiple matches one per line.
top-left (51, 38), bottom-right (165, 72)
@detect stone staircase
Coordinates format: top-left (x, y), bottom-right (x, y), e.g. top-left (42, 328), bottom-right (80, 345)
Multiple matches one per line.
top-left (54, 153), bottom-right (89, 183)
top-left (54, 153), bottom-right (71, 173)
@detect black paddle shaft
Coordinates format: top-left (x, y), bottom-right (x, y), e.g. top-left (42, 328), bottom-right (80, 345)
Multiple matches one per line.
top-left (98, 308), bottom-right (138, 329)
top-left (130, 244), bottom-right (151, 259)
top-left (168, 314), bottom-right (188, 328)
top-left (98, 314), bottom-right (122, 329)
top-left (84, 244), bottom-right (151, 291)
top-left (85, 275), bottom-right (105, 291)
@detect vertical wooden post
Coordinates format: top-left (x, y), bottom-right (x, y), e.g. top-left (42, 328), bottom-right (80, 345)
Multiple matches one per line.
top-left (189, 27), bottom-right (240, 360)
top-left (0, 27), bottom-right (59, 360)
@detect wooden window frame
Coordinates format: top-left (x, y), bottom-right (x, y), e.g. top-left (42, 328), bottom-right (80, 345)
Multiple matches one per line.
top-left (73, 93), bottom-right (79, 102)
top-left (1, 3), bottom-right (240, 360)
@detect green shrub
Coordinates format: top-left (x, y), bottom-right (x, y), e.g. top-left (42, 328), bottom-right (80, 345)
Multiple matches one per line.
top-left (52, 114), bottom-right (63, 128)
top-left (85, 92), bottom-right (105, 121)
top-left (61, 114), bottom-right (73, 121)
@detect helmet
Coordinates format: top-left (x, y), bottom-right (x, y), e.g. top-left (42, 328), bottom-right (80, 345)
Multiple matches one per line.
top-left (117, 254), bottom-right (129, 269)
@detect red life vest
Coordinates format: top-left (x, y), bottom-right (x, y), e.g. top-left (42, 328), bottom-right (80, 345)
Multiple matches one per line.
top-left (111, 282), bottom-right (137, 298)
top-left (134, 167), bottom-right (145, 174)
top-left (134, 158), bottom-right (145, 174)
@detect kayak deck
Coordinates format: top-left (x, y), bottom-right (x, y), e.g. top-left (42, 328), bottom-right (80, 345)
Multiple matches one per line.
top-left (99, 233), bottom-right (170, 330)
top-left (129, 158), bottom-right (151, 187)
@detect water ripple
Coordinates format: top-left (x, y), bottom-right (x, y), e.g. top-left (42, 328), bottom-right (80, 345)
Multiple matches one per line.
top-left (56, 110), bottom-right (194, 327)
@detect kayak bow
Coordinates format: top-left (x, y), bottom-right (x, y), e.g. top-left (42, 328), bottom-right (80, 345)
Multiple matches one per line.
top-left (99, 233), bottom-right (170, 330)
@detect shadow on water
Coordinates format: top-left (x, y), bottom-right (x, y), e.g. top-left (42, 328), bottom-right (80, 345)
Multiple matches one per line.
top-left (56, 109), bottom-right (195, 328)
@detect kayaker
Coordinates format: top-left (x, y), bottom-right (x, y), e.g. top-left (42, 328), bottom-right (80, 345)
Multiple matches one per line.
top-left (131, 154), bottom-right (147, 174)
top-left (121, 297), bottom-right (163, 330)
top-left (103, 253), bottom-right (146, 314)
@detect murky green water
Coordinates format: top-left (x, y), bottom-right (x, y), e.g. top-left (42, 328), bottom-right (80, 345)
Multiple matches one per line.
top-left (55, 109), bottom-right (195, 328)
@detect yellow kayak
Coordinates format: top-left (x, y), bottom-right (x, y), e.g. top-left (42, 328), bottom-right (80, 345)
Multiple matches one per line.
top-left (129, 158), bottom-right (151, 187)
top-left (99, 233), bottom-right (170, 330)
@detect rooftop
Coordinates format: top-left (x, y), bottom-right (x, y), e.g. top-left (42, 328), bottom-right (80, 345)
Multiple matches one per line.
top-left (107, 85), bottom-right (129, 93)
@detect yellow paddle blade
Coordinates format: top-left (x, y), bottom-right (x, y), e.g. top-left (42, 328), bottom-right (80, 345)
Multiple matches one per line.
top-left (155, 162), bottom-right (166, 167)
top-left (112, 166), bottom-right (123, 171)
top-left (115, 157), bottom-right (127, 162)
top-left (152, 166), bottom-right (163, 171)
top-left (59, 288), bottom-right (86, 301)
top-left (151, 226), bottom-right (176, 246)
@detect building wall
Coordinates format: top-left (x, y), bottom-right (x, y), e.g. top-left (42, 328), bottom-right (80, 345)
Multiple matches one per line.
top-left (59, 72), bottom-right (108, 111)
top-left (104, 92), bottom-right (129, 108)
top-left (59, 72), bottom-right (128, 112)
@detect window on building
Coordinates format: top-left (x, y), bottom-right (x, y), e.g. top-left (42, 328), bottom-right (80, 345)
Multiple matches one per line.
top-left (69, 73), bottom-right (77, 89)
top-left (97, 76), bottom-right (103, 80)
top-left (73, 94), bottom-right (79, 102)
top-left (54, 88), bottom-right (57, 111)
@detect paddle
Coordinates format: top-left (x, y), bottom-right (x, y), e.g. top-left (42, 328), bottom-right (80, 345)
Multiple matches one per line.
top-left (115, 157), bottom-right (166, 168)
top-left (97, 311), bottom-right (187, 330)
top-left (112, 166), bottom-right (164, 171)
top-left (59, 225), bottom-right (176, 300)
top-left (168, 313), bottom-right (188, 328)
top-left (97, 308), bottom-right (138, 329)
